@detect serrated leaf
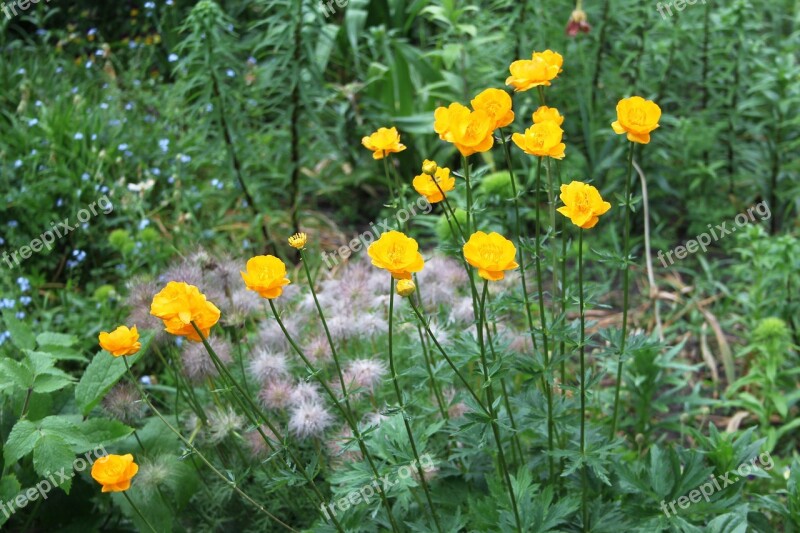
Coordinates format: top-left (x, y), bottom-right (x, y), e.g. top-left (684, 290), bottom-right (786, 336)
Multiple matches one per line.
top-left (0, 358), bottom-right (33, 390)
top-left (74, 332), bottom-right (150, 416)
top-left (4, 420), bottom-right (39, 464)
top-left (32, 370), bottom-right (75, 394)
top-left (2, 310), bottom-right (35, 351)
top-left (78, 419), bottom-right (134, 451)
top-left (33, 435), bottom-right (75, 494)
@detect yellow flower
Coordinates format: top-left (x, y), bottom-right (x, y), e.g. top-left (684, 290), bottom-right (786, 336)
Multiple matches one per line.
top-left (361, 127), bottom-right (407, 159)
top-left (532, 105), bottom-right (564, 126)
top-left (91, 454), bottom-right (139, 493)
top-left (471, 88), bottom-right (515, 129)
top-left (288, 233), bottom-right (307, 250)
top-left (433, 103), bottom-right (494, 156)
top-left (412, 166), bottom-right (455, 203)
top-left (556, 181), bottom-right (611, 229)
top-left (505, 50), bottom-right (563, 92)
top-left (512, 121), bottom-right (566, 159)
top-left (241, 256), bottom-right (291, 300)
top-left (150, 282), bottom-right (221, 342)
top-left (463, 231), bottom-right (519, 281)
top-left (368, 231), bottom-right (425, 280)
top-left (611, 96), bottom-right (661, 144)
top-left (98, 325), bottom-right (141, 357)
top-left (421, 159), bottom-right (438, 176)
top-left (396, 279), bottom-right (416, 297)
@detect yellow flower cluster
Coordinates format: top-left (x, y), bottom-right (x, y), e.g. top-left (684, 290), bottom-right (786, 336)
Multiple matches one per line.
top-left (434, 88), bottom-right (514, 157)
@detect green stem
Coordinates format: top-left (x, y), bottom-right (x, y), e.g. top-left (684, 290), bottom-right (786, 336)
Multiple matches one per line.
top-left (266, 302), bottom-right (402, 533)
top-left (478, 281), bottom-right (522, 532)
top-left (407, 300), bottom-right (489, 415)
top-left (610, 142), bottom-right (635, 439)
top-left (534, 156), bottom-right (555, 479)
top-left (122, 491), bottom-right (159, 533)
top-left (463, 155), bottom-right (473, 236)
top-left (499, 128), bottom-right (538, 356)
top-left (579, 228), bottom-right (588, 531)
top-left (388, 279), bottom-right (443, 533)
top-left (121, 357), bottom-right (298, 532)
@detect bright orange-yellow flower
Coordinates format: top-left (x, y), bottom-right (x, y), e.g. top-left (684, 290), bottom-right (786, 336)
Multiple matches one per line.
top-left (532, 105), bottom-right (564, 126)
top-left (241, 255), bottom-right (291, 300)
top-left (505, 50), bottom-right (563, 92)
top-left (368, 231), bottom-right (425, 280)
top-left (91, 454), bottom-right (139, 493)
top-left (557, 181), bottom-right (611, 229)
top-left (433, 103), bottom-right (494, 156)
top-left (463, 231), bottom-right (519, 281)
top-left (150, 281), bottom-right (221, 342)
top-left (412, 166), bottom-right (454, 203)
top-left (98, 325), bottom-right (141, 357)
top-left (361, 127), bottom-right (407, 159)
top-left (470, 88), bottom-right (515, 129)
top-left (512, 121), bottom-right (566, 159)
top-left (611, 96), bottom-right (661, 144)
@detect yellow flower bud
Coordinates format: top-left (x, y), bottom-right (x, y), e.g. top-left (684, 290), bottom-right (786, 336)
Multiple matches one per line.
top-left (288, 232), bottom-right (307, 250)
top-left (421, 159), bottom-right (438, 176)
top-left (396, 279), bottom-right (416, 297)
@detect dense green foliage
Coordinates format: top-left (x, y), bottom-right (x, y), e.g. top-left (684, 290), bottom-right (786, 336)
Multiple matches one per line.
top-left (0, 0), bottom-right (798, 531)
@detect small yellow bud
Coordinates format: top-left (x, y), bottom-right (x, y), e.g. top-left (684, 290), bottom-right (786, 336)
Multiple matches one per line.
top-left (396, 279), bottom-right (416, 297)
top-left (288, 232), bottom-right (307, 250)
top-left (421, 159), bottom-right (438, 176)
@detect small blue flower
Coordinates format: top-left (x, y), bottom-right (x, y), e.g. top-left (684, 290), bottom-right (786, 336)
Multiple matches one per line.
top-left (0, 299), bottom-right (15, 309)
top-left (118, 143), bottom-right (129, 151)
top-left (81, 172), bottom-right (91, 181)
top-left (74, 132), bottom-right (84, 140)
top-left (226, 69), bottom-right (236, 78)
top-left (14, 160), bottom-right (22, 168)
top-left (8, 220), bottom-right (18, 228)
top-left (151, 168), bottom-right (161, 176)
top-left (100, 102), bottom-right (109, 110)
top-left (28, 118), bottom-right (39, 127)
top-left (139, 219), bottom-right (150, 230)
top-left (140, 375), bottom-right (152, 385)
top-left (17, 277), bottom-right (30, 292)
top-left (168, 53), bottom-right (179, 63)
top-left (15, 312), bottom-right (25, 320)
top-left (159, 138), bottom-right (169, 152)
top-left (19, 296), bottom-right (32, 306)
top-left (0, 237), bottom-right (4, 245)
top-left (179, 154), bottom-right (191, 163)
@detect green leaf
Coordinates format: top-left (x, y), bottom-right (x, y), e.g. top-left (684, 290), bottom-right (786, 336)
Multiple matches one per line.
top-left (35, 332), bottom-right (77, 348)
top-left (2, 310), bottom-right (36, 351)
top-left (33, 435), bottom-right (76, 494)
top-left (78, 419), bottom-right (134, 451)
top-left (32, 371), bottom-right (75, 394)
top-left (0, 358), bottom-right (33, 390)
top-left (4, 420), bottom-right (39, 464)
top-left (74, 332), bottom-right (150, 416)
top-left (0, 475), bottom-right (21, 527)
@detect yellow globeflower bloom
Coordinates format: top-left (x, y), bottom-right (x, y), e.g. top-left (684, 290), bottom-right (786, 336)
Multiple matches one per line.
top-left (361, 127), bottom-right (407, 159)
top-left (557, 181), bottom-right (612, 229)
top-left (506, 50), bottom-right (563, 92)
top-left (532, 105), bottom-right (564, 126)
top-left (396, 279), bottom-right (416, 297)
top-left (241, 256), bottom-right (291, 300)
top-left (463, 231), bottom-right (519, 281)
top-left (98, 325), bottom-right (141, 357)
top-left (150, 281), bottom-right (221, 342)
top-left (434, 103), bottom-right (494, 156)
top-left (288, 232), bottom-right (307, 250)
top-left (91, 454), bottom-right (139, 493)
top-left (611, 96), bottom-right (661, 144)
top-left (368, 231), bottom-right (425, 280)
top-left (471, 88), bottom-right (515, 129)
top-left (412, 166), bottom-right (455, 203)
top-left (512, 121), bottom-right (566, 159)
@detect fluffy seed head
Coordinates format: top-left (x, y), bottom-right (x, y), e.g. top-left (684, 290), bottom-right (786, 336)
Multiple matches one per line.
top-left (288, 402), bottom-right (333, 439)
